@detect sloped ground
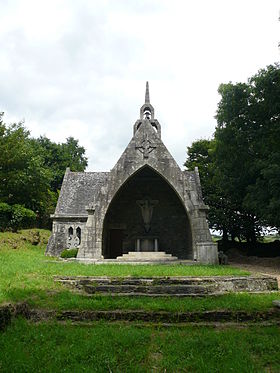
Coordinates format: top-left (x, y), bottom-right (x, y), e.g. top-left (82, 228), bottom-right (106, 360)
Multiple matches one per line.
top-left (1, 231), bottom-right (280, 372)
top-left (227, 248), bottom-right (280, 277)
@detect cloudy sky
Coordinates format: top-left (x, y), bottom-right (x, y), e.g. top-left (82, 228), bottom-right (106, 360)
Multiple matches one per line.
top-left (1, 0), bottom-right (279, 171)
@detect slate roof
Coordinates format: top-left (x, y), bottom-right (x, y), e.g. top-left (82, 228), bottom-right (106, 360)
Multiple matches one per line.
top-left (55, 171), bottom-right (109, 216)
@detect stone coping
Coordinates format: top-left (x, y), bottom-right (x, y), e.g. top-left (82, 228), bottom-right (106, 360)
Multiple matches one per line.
top-left (1, 303), bottom-right (280, 328)
top-left (54, 275), bottom-right (279, 296)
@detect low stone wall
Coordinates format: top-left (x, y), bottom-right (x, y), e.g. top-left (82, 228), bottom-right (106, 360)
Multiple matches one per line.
top-left (54, 275), bottom-right (279, 296)
top-left (1, 305), bottom-right (280, 324)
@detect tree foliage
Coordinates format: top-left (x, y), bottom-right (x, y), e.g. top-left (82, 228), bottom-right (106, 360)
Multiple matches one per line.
top-left (185, 63), bottom-right (280, 240)
top-left (0, 113), bottom-right (88, 229)
top-left (33, 136), bottom-right (88, 191)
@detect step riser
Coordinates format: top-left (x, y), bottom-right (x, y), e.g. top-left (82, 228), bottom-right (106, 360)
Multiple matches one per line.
top-left (82, 285), bottom-right (211, 295)
top-left (116, 251), bottom-right (178, 261)
top-left (55, 276), bottom-right (278, 296)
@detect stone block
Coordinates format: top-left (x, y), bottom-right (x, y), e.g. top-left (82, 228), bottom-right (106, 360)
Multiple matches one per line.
top-left (196, 242), bottom-right (218, 264)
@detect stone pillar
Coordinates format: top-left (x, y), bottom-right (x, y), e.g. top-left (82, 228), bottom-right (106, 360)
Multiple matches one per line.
top-left (77, 205), bottom-right (104, 260)
top-left (136, 239), bottom-right (141, 252)
top-left (154, 238), bottom-right (158, 252)
top-left (196, 242), bottom-right (218, 264)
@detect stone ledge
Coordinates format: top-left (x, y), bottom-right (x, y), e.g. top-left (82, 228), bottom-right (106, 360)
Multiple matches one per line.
top-left (2, 304), bottom-right (280, 324)
top-left (54, 275), bottom-right (279, 296)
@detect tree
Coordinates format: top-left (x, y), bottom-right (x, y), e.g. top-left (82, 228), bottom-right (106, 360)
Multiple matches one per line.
top-left (0, 113), bottom-right (88, 229)
top-left (34, 136), bottom-right (88, 191)
top-left (185, 63), bottom-right (280, 241)
top-left (0, 116), bottom-right (52, 216)
top-left (185, 139), bottom-right (255, 241)
top-left (215, 64), bottom-right (280, 234)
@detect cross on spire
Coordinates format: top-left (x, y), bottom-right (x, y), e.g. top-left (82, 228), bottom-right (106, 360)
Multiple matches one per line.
top-left (145, 81), bottom-right (150, 103)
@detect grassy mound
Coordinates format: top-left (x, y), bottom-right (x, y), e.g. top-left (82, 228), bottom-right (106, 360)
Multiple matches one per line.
top-left (0, 228), bottom-right (51, 249)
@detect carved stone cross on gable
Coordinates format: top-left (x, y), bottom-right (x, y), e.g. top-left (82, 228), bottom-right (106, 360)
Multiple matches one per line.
top-left (136, 133), bottom-right (157, 159)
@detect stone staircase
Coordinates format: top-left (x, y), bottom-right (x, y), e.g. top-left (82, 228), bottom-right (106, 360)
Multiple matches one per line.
top-left (54, 275), bottom-right (279, 297)
top-left (116, 251), bottom-right (178, 262)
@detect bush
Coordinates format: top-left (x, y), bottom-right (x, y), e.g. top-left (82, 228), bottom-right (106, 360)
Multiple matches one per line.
top-left (0, 203), bottom-right (12, 231)
top-left (61, 248), bottom-right (78, 259)
top-left (0, 203), bottom-right (36, 232)
top-left (10, 205), bottom-right (36, 232)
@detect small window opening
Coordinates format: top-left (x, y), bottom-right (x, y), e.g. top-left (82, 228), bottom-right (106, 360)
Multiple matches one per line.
top-left (152, 123), bottom-right (158, 132)
top-left (68, 227), bottom-right (74, 238)
top-left (76, 227), bottom-right (81, 244)
top-left (143, 108), bottom-right (151, 120)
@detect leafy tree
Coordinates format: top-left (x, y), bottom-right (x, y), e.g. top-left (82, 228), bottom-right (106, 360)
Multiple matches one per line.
top-left (185, 139), bottom-right (254, 241)
top-left (185, 63), bottom-right (280, 240)
top-left (0, 113), bottom-right (88, 229)
top-left (0, 116), bottom-right (52, 216)
top-left (215, 63), bottom-right (280, 234)
top-left (34, 136), bottom-right (88, 191)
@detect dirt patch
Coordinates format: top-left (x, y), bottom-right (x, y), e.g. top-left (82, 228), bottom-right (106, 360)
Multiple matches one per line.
top-left (227, 249), bottom-right (280, 275)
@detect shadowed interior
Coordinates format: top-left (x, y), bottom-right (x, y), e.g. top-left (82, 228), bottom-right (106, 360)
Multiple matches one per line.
top-left (102, 166), bottom-right (192, 259)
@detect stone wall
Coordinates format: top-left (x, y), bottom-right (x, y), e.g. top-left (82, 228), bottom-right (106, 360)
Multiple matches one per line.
top-left (45, 220), bottom-right (86, 256)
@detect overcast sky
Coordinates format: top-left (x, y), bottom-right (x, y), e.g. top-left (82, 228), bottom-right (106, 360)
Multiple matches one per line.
top-left (1, 0), bottom-right (279, 171)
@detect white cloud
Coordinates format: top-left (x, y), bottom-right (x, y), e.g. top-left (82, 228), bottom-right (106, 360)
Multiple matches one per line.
top-left (0, 0), bottom-right (279, 171)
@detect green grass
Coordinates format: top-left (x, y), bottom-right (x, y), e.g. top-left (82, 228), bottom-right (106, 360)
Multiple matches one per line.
top-left (1, 230), bottom-right (280, 372)
top-left (0, 230), bottom-right (279, 313)
top-left (0, 319), bottom-right (279, 373)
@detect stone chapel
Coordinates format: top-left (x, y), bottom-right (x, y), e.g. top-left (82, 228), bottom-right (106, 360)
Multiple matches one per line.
top-left (46, 83), bottom-right (218, 264)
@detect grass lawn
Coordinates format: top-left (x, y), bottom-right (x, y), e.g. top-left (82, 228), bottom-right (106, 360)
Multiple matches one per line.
top-left (0, 319), bottom-right (279, 373)
top-left (0, 230), bottom-right (279, 312)
top-left (1, 230), bottom-right (280, 372)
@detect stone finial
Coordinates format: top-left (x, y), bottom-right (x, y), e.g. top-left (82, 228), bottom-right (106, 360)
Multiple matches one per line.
top-left (140, 82), bottom-right (154, 120)
top-left (145, 81), bottom-right (150, 104)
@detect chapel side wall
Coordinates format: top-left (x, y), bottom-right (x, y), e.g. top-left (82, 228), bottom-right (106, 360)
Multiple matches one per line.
top-left (46, 220), bottom-right (86, 256)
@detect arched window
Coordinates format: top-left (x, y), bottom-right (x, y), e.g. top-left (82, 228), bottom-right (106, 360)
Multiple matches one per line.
top-left (76, 227), bottom-right (81, 244)
top-left (68, 227), bottom-right (74, 238)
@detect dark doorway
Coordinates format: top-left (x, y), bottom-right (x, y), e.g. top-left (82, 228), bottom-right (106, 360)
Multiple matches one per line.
top-left (102, 166), bottom-right (192, 259)
top-left (109, 229), bottom-right (124, 258)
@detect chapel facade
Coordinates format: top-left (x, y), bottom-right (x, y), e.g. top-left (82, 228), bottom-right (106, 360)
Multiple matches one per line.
top-left (46, 83), bottom-right (218, 264)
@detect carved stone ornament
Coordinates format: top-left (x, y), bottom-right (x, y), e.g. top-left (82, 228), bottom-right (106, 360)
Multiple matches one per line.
top-left (136, 198), bottom-right (158, 232)
top-left (136, 133), bottom-right (157, 159)
top-left (67, 235), bottom-right (80, 249)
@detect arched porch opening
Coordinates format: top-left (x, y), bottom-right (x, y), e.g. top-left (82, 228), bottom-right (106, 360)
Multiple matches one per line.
top-left (102, 166), bottom-right (193, 259)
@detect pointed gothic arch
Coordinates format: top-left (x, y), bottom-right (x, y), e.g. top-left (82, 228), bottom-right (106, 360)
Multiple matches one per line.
top-left (47, 82), bottom-right (217, 264)
top-left (102, 165), bottom-right (193, 259)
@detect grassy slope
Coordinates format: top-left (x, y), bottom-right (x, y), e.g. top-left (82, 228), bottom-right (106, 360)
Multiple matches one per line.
top-left (0, 319), bottom-right (279, 373)
top-left (0, 230), bottom-right (279, 312)
top-left (1, 230), bottom-right (280, 372)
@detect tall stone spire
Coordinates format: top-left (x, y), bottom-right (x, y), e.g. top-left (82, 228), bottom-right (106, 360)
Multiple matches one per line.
top-left (138, 82), bottom-right (161, 138)
top-left (135, 81), bottom-right (161, 137)
top-left (145, 81), bottom-right (150, 104)
top-left (139, 81), bottom-right (155, 121)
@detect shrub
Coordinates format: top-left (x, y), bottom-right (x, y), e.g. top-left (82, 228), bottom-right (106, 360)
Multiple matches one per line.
top-left (10, 205), bottom-right (36, 232)
top-left (61, 248), bottom-right (78, 259)
top-left (0, 203), bottom-right (36, 231)
top-left (0, 203), bottom-right (12, 231)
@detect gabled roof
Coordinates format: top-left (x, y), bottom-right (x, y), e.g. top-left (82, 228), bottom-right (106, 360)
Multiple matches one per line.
top-left (54, 170), bottom-right (109, 216)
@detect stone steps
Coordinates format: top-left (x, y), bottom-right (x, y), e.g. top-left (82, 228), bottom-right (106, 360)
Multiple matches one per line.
top-left (116, 251), bottom-right (178, 262)
top-left (2, 304), bottom-right (280, 327)
top-left (54, 275), bottom-right (279, 297)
